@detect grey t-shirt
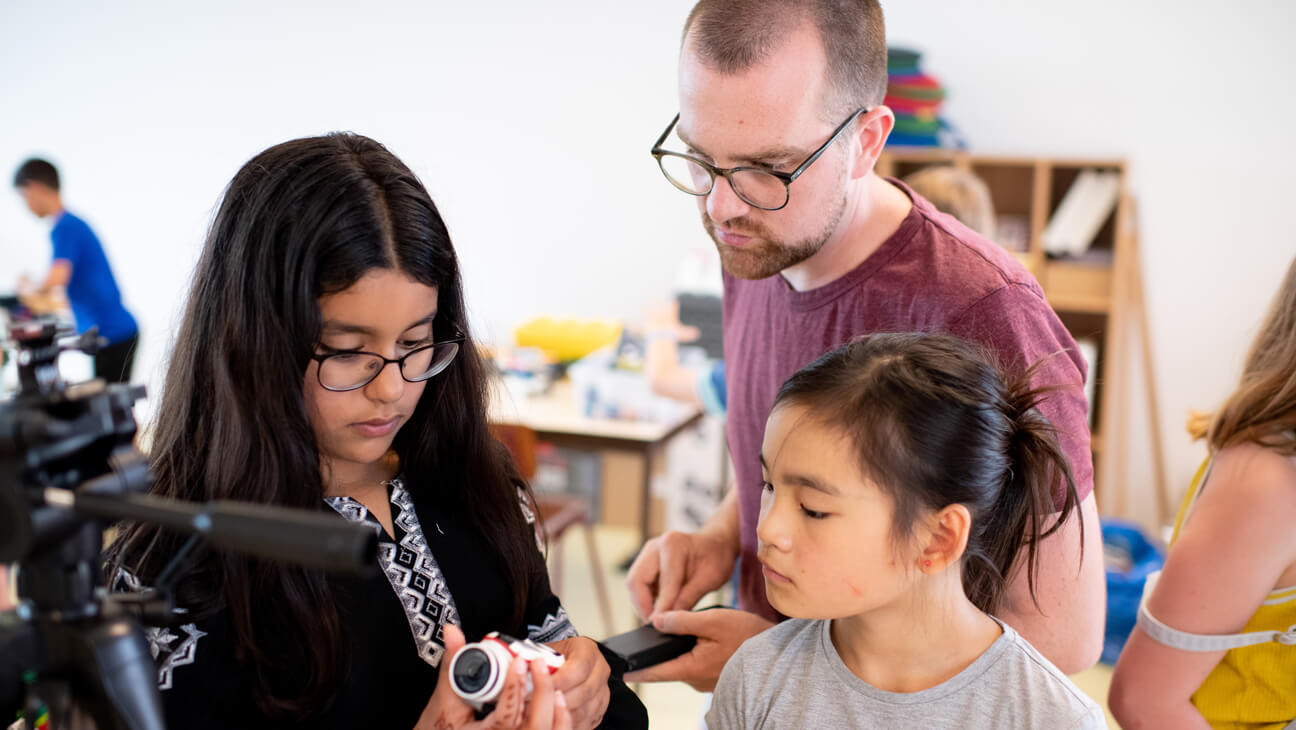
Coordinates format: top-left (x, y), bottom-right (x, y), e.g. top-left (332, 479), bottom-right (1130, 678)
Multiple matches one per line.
top-left (707, 617), bottom-right (1105, 729)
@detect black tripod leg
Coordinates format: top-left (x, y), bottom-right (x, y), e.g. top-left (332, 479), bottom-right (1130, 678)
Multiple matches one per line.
top-left (43, 616), bottom-right (165, 730)
top-left (84, 618), bottom-right (165, 730)
top-left (0, 621), bottom-right (38, 724)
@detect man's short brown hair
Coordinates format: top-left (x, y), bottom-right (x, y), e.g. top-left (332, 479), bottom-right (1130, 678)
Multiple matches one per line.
top-left (13, 158), bottom-right (60, 191)
top-left (683, 0), bottom-right (887, 119)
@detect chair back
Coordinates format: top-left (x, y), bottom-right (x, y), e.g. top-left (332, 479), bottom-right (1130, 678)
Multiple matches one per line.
top-left (490, 423), bottom-right (538, 481)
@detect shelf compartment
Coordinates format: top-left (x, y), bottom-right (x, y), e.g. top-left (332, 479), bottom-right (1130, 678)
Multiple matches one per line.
top-left (1041, 261), bottom-right (1112, 313)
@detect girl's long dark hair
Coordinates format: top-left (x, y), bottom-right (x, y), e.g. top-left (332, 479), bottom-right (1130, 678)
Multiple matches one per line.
top-left (106, 133), bottom-right (545, 718)
top-left (773, 332), bottom-right (1082, 614)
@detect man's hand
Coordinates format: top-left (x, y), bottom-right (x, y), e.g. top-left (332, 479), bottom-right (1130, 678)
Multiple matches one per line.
top-left (623, 608), bottom-right (771, 692)
top-left (17, 289), bottom-right (64, 315)
top-left (625, 530), bottom-right (737, 621)
top-left (543, 637), bottom-right (609, 730)
top-left (416, 624), bottom-right (572, 730)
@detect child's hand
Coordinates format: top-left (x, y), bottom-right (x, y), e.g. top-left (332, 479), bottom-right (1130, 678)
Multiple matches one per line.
top-left (416, 624), bottom-right (572, 730)
top-left (542, 637), bottom-right (609, 730)
top-left (623, 608), bottom-right (772, 692)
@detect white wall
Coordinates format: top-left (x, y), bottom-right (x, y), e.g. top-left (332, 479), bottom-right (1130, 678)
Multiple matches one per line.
top-left (2, 1), bottom-right (1292, 528)
top-left (0, 0), bottom-right (714, 423)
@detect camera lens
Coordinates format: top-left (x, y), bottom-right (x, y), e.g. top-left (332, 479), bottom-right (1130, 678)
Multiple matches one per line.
top-left (451, 648), bottom-right (493, 694)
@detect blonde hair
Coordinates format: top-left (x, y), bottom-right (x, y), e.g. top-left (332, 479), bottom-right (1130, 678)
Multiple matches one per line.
top-left (904, 166), bottom-right (997, 239)
top-left (1188, 255), bottom-right (1296, 455)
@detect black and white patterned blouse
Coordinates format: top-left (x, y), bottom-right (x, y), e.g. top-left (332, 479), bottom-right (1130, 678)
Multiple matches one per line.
top-left (322, 479), bottom-right (576, 667)
top-left (103, 477), bottom-right (651, 730)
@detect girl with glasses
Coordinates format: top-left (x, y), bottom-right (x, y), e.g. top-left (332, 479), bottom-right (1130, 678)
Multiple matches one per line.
top-left (105, 134), bottom-right (645, 730)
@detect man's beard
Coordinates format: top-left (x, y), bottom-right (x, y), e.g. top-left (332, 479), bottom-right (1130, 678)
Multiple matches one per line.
top-left (703, 189), bottom-right (847, 281)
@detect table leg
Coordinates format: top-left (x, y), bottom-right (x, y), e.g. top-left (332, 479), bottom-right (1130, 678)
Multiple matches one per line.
top-left (617, 444), bottom-right (657, 571)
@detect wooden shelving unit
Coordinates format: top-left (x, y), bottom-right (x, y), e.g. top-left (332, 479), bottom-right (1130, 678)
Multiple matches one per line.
top-left (878, 149), bottom-right (1165, 516)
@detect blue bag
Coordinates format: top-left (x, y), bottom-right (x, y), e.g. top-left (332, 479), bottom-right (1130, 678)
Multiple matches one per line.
top-left (1102, 518), bottom-right (1166, 664)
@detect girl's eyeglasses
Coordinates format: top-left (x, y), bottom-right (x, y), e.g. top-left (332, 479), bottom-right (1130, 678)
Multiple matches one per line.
top-left (309, 333), bottom-right (465, 392)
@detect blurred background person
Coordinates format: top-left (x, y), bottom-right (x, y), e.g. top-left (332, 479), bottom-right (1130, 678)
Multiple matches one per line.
top-left (903, 165), bottom-right (997, 239)
top-left (643, 298), bottom-right (726, 416)
top-left (1109, 255), bottom-right (1296, 728)
top-left (13, 158), bottom-right (138, 383)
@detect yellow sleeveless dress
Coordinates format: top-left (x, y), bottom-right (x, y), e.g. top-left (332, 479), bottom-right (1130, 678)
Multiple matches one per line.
top-left (1158, 456), bottom-right (1296, 729)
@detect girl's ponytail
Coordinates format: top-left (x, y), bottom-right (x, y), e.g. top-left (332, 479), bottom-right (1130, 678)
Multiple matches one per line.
top-left (966, 372), bottom-right (1082, 614)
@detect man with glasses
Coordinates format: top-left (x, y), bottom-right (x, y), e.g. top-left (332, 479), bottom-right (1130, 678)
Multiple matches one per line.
top-left (625, 0), bottom-right (1104, 691)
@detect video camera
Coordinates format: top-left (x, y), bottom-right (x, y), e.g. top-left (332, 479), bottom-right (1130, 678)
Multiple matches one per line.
top-left (0, 319), bottom-right (379, 730)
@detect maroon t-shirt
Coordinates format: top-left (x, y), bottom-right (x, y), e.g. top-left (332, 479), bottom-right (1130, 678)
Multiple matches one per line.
top-left (723, 181), bottom-right (1093, 622)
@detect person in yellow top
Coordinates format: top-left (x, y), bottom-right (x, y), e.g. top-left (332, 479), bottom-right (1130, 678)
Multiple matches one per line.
top-left (1110, 254), bottom-right (1296, 729)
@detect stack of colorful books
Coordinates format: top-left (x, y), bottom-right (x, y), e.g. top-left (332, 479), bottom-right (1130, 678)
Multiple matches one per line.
top-left (885, 47), bottom-right (953, 147)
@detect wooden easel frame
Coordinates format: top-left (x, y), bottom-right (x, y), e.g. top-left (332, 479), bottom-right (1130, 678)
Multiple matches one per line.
top-left (1101, 196), bottom-right (1171, 525)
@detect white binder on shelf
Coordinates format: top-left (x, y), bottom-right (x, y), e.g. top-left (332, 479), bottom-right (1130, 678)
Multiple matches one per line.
top-left (1042, 170), bottom-right (1121, 257)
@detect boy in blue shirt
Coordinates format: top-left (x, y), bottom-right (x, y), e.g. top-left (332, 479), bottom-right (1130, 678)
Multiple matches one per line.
top-left (13, 158), bottom-right (138, 383)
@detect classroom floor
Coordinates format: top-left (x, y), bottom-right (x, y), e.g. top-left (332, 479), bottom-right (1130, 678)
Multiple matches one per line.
top-left (550, 524), bottom-right (1119, 729)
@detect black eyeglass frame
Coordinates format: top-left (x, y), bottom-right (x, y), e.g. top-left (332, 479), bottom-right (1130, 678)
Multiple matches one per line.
top-left (309, 332), bottom-right (467, 392)
top-left (650, 107), bottom-right (870, 211)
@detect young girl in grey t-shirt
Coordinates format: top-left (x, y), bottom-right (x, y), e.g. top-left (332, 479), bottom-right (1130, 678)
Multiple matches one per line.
top-left (708, 333), bottom-right (1105, 729)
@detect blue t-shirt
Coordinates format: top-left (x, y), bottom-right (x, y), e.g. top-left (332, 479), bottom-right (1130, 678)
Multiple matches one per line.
top-left (50, 210), bottom-right (137, 344)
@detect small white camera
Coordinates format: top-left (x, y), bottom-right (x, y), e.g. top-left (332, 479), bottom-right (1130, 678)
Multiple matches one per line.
top-left (448, 632), bottom-right (565, 711)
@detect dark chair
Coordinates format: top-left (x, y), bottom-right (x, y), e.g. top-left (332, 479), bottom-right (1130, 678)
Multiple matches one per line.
top-left (491, 423), bottom-right (615, 638)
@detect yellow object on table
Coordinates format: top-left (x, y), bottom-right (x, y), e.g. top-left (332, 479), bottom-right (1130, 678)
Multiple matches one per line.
top-left (514, 317), bottom-right (622, 363)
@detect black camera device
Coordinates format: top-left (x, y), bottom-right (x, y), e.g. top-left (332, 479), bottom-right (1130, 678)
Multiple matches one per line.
top-left (602, 623), bottom-right (698, 672)
top-left (601, 605), bottom-right (730, 672)
top-left (1, 320), bottom-right (379, 730)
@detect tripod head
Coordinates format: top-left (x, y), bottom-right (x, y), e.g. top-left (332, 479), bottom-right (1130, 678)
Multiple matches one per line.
top-left (1, 320), bottom-right (379, 730)
top-left (1, 320), bottom-right (145, 565)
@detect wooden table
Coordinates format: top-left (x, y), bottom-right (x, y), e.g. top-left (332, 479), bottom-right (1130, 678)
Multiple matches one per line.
top-left (490, 379), bottom-right (704, 564)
